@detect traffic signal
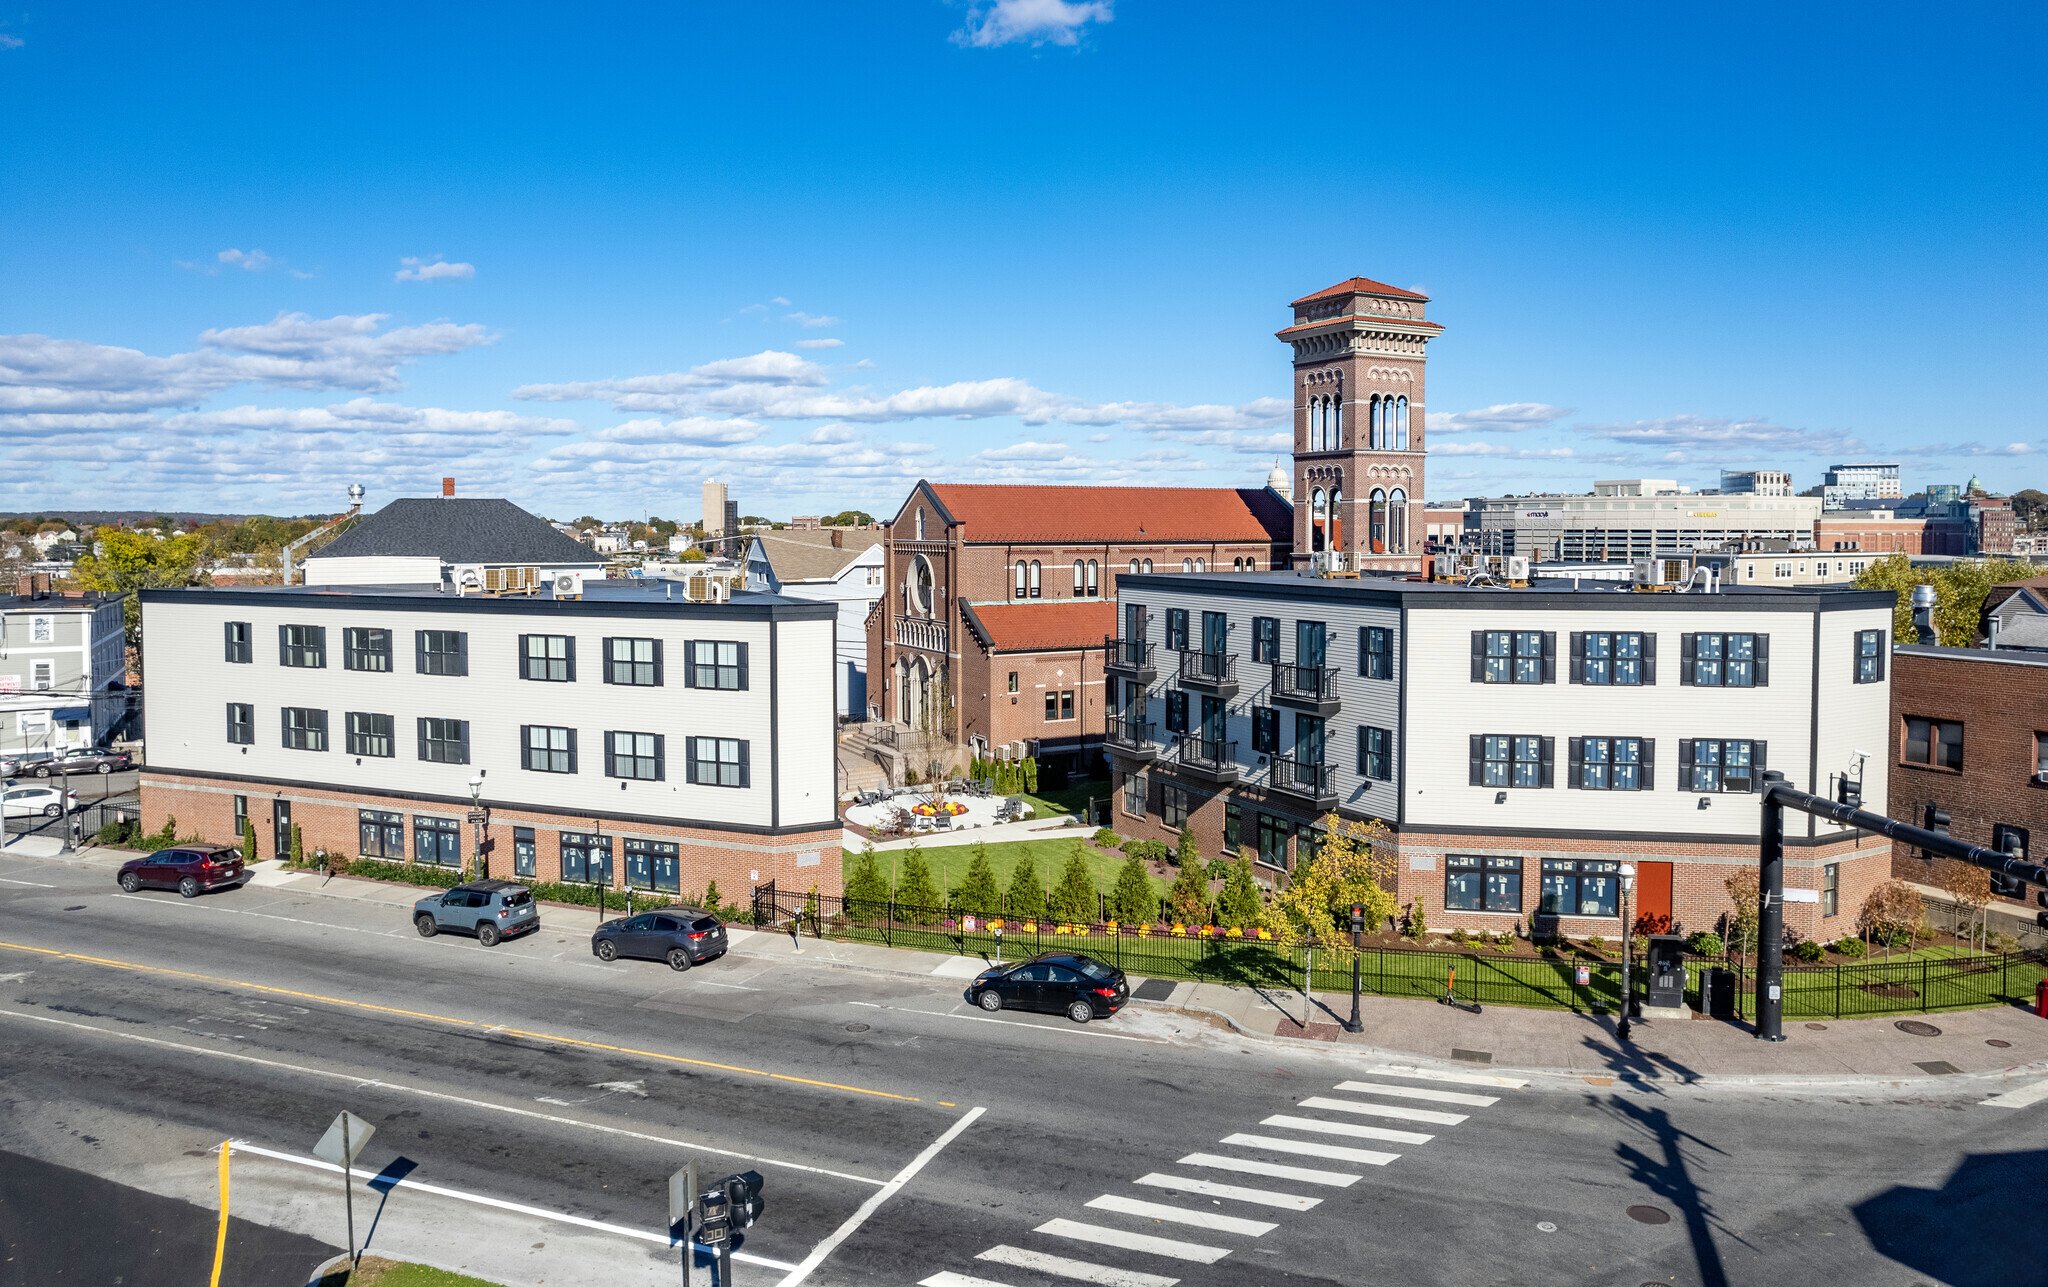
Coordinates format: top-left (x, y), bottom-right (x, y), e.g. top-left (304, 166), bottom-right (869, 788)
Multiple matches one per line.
top-left (1835, 775), bottom-right (1861, 808)
top-left (714, 1171), bottom-right (764, 1231)
top-left (1921, 805), bottom-right (1950, 859)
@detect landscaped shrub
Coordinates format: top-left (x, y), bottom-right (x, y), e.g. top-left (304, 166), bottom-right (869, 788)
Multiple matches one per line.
top-left (1005, 852), bottom-right (1048, 922)
top-left (843, 844), bottom-right (890, 917)
top-left (1109, 850), bottom-right (1156, 925)
top-left (96, 819), bottom-right (141, 846)
top-left (1165, 847), bottom-right (1212, 926)
top-left (1050, 841), bottom-right (1098, 924)
top-left (1204, 856), bottom-right (1230, 879)
top-left (1832, 935), bottom-right (1867, 958)
top-left (1091, 827), bottom-right (1121, 849)
top-left (1404, 899), bottom-right (1428, 940)
top-left (1119, 838), bottom-right (1169, 865)
top-left (240, 825), bottom-right (258, 865)
top-left (954, 845), bottom-right (1003, 918)
top-left (289, 823), bottom-right (305, 866)
top-left (1215, 855), bottom-right (1262, 930)
top-left (894, 847), bottom-right (943, 922)
top-left (351, 858), bottom-right (463, 890)
top-left (1586, 934), bottom-right (1608, 953)
top-left (1687, 931), bottom-right (1725, 958)
top-left (1448, 927), bottom-right (1470, 944)
top-left (1793, 938), bottom-right (1825, 963)
top-left (1171, 827), bottom-right (1195, 869)
top-left (1021, 756), bottom-right (1039, 794)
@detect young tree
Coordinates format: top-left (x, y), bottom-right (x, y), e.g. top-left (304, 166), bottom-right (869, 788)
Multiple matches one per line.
top-left (68, 526), bottom-right (210, 673)
top-left (1165, 851), bottom-right (1214, 926)
top-left (955, 843), bottom-right (1002, 917)
top-left (1050, 841), bottom-right (1098, 924)
top-left (1934, 859), bottom-right (1992, 952)
top-left (289, 822), bottom-right (305, 867)
top-left (1110, 849), bottom-right (1158, 925)
top-left (1005, 851), bottom-right (1047, 921)
top-left (895, 845), bottom-right (943, 922)
top-left (1722, 868), bottom-right (1761, 969)
top-left (1858, 879), bottom-right (1925, 957)
top-left (1216, 854), bottom-right (1264, 930)
top-left (1854, 553), bottom-right (2041, 645)
top-left (842, 843), bottom-right (890, 919)
top-left (1272, 816), bottom-right (1398, 949)
top-left (240, 824), bottom-right (258, 866)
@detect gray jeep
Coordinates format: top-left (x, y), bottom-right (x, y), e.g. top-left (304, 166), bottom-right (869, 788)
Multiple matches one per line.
top-left (413, 879), bottom-right (540, 947)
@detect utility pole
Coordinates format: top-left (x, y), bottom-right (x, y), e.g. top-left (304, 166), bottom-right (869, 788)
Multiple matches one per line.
top-left (1617, 865), bottom-right (1637, 1041)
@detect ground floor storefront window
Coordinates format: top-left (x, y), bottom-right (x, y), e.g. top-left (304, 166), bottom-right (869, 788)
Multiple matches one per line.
top-left (561, 831), bottom-right (614, 885)
top-left (625, 837), bottom-right (680, 892)
top-left (413, 816), bottom-right (462, 867)
top-left (1445, 854), bottom-right (1522, 913)
top-left (1540, 859), bottom-right (1619, 917)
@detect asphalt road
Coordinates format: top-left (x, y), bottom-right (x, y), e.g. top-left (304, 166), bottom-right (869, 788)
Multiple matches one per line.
top-left (0, 849), bottom-right (2042, 1287)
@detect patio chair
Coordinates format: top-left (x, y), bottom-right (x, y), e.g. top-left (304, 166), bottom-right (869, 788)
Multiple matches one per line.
top-left (935, 814), bottom-right (953, 830)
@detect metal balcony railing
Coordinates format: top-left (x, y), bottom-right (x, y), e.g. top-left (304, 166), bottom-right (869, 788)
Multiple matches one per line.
top-left (1104, 637), bottom-right (1155, 672)
top-left (1178, 650), bottom-right (1236, 686)
top-left (1270, 754), bottom-right (1335, 800)
top-left (1272, 661), bottom-right (1339, 705)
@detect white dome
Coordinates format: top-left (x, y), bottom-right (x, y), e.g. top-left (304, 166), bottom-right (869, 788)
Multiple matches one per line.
top-left (1265, 460), bottom-right (1292, 501)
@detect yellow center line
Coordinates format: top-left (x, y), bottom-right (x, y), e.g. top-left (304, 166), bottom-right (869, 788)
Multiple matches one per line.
top-left (0, 938), bottom-right (930, 1105)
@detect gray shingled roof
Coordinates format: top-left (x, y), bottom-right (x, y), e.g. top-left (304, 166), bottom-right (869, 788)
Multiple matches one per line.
top-left (752, 529), bottom-right (883, 584)
top-left (313, 498), bottom-right (598, 565)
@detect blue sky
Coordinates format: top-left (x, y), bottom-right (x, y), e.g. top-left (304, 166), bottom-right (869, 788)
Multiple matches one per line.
top-left (2, 1), bottom-right (2042, 520)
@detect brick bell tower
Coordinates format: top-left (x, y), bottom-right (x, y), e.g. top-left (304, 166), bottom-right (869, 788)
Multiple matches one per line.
top-left (1278, 276), bottom-right (1443, 574)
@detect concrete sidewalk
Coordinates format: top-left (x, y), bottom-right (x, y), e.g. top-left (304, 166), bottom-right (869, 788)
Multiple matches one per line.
top-left (12, 832), bottom-right (2048, 1090)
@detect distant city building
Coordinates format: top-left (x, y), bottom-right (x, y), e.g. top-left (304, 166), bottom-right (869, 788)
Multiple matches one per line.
top-left (306, 498), bottom-right (605, 590)
top-left (1822, 462), bottom-right (1902, 511)
top-left (0, 588), bottom-right (128, 757)
top-left (788, 516), bottom-right (823, 530)
top-left (1694, 548), bottom-right (1880, 587)
top-left (1594, 479), bottom-right (1685, 497)
top-left (1815, 511), bottom-right (1927, 556)
top-left (702, 481), bottom-right (729, 535)
top-left (1467, 484), bottom-right (1821, 562)
top-left (1421, 503), bottom-right (1468, 554)
top-left (1721, 469), bottom-right (1793, 497)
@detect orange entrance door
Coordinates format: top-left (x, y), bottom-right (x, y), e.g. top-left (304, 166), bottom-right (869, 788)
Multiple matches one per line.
top-left (1637, 861), bottom-right (1673, 928)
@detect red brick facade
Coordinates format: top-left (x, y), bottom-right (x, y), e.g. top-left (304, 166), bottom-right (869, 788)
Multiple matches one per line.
top-left (1814, 515), bottom-right (1926, 555)
top-left (142, 772), bottom-right (842, 901)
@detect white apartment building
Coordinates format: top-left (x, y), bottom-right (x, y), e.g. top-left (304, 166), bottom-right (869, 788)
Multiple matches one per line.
top-left (139, 580), bottom-right (841, 898)
top-left (1470, 485), bottom-right (1822, 563)
top-left (743, 529), bottom-right (885, 718)
top-left (1105, 571), bottom-right (1895, 940)
top-left (0, 591), bottom-right (128, 758)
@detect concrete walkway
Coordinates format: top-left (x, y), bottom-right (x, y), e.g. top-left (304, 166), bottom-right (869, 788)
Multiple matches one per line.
top-left (14, 832), bottom-right (2048, 1090)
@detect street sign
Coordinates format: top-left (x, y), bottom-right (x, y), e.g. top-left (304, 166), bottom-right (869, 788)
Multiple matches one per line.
top-left (312, 1111), bottom-right (376, 1168)
top-left (669, 1162), bottom-right (699, 1232)
top-left (1781, 888), bottom-right (1820, 904)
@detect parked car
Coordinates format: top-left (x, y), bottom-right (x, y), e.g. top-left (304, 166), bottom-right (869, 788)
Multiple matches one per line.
top-left (0, 751), bottom-right (53, 777)
top-left (413, 880), bottom-right (540, 946)
top-left (30, 746), bottom-right (134, 777)
top-left (115, 844), bottom-right (247, 897)
top-left (968, 952), bottom-right (1129, 1023)
top-left (591, 907), bottom-right (728, 970)
top-left (2, 785), bottom-right (77, 818)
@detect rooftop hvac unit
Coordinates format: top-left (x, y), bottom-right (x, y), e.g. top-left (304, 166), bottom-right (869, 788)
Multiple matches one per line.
top-left (1504, 556), bottom-right (1531, 582)
top-left (682, 574), bottom-right (730, 603)
top-left (551, 571), bottom-right (586, 599)
top-left (483, 566), bottom-right (540, 595)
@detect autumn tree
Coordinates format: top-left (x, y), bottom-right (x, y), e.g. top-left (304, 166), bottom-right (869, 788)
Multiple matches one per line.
top-left (1854, 554), bottom-right (2041, 645)
top-left (1723, 869), bottom-right (1760, 968)
top-left (1933, 859), bottom-right (1991, 952)
top-left (1858, 880), bottom-right (1925, 957)
top-left (68, 526), bottom-right (211, 673)
top-left (1272, 816), bottom-right (1398, 950)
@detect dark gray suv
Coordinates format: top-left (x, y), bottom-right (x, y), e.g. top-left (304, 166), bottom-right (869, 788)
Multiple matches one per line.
top-left (413, 880), bottom-right (540, 946)
top-left (592, 907), bottom-right (728, 970)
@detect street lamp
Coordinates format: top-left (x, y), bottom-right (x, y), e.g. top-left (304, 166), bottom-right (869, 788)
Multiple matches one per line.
top-left (1617, 863), bottom-right (1637, 1041)
top-left (465, 772), bottom-right (489, 881)
top-left (1344, 902), bottom-right (1366, 1034)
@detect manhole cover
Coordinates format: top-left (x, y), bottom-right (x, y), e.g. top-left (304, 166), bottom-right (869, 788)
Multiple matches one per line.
top-left (843, 1023), bottom-right (870, 1033)
top-left (1805, 1022), bottom-right (1828, 1030)
top-left (1536, 1222), bottom-right (1557, 1233)
top-left (1987, 1039), bottom-right (2012, 1049)
top-left (1626, 1205), bottom-right (1672, 1225)
top-left (1914, 1060), bottom-right (1961, 1076)
top-left (1450, 1048), bottom-right (1493, 1064)
top-left (1895, 1020), bottom-right (1943, 1037)
top-left (63, 905), bottom-right (86, 912)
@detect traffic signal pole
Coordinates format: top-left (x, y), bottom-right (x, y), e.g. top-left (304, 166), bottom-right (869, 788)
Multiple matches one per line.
top-left (1755, 770), bottom-right (2048, 1042)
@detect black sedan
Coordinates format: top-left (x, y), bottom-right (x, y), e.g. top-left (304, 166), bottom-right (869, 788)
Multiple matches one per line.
top-left (969, 952), bottom-right (1129, 1023)
top-left (591, 907), bottom-right (728, 970)
top-left (26, 747), bottom-right (133, 777)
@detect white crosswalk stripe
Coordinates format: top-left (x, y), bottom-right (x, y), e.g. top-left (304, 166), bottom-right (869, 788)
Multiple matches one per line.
top-left (1176, 1151), bottom-right (1363, 1187)
top-left (1980, 1078), bottom-right (2048, 1109)
top-left (1333, 1078), bottom-right (1500, 1107)
top-left (1219, 1131), bottom-right (1401, 1166)
top-left (1261, 1113), bottom-right (1433, 1145)
top-left (1035, 1218), bottom-right (1233, 1264)
top-left (1135, 1172), bottom-right (1321, 1211)
top-left (1297, 1094), bottom-right (1468, 1126)
top-left (920, 1273), bottom-right (1012, 1287)
top-left (1085, 1193), bottom-right (1278, 1236)
top-left (1352, 1062), bottom-right (1529, 1089)
top-left (977, 1245), bottom-right (1180, 1287)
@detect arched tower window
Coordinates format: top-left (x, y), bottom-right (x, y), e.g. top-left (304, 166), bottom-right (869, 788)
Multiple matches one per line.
top-left (915, 509), bottom-right (925, 540)
top-left (1310, 487), bottom-right (1328, 553)
top-left (1389, 488), bottom-right (1409, 554)
top-left (1087, 560), bottom-right (1100, 595)
top-left (1073, 560), bottom-right (1086, 595)
top-left (1014, 560), bottom-right (1027, 598)
top-left (1330, 395), bottom-right (1342, 449)
top-left (1396, 396), bottom-right (1410, 450)
top-left (1028, 560), bottom-right (1041, 597)
top-left (1194, 557), bottom-right (1206, 572)
top-left (907, 554), bottom-right (934, 616)
top-left (1141, 558), bottom-right (1153, 572)
top-left (1329, 486), bottom-right (1342, 548)
top-left (1369, 489), bottom-right (1388, 554)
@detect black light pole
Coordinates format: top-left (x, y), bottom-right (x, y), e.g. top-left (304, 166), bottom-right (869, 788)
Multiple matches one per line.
top-left (1756, 771), bottom-right (1789, 1041)
top-left (1616, 864), bottom-right (1637, 1041)
top-left (465, 772), bottom-right (489, 881)
top-left (1344, 902), bottom-right (1365, 1034)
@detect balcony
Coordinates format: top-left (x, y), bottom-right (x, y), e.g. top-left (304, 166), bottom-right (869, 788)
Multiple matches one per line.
top-left (1104, 715), bottom-right (1160, 762)
top-left (1177, 650), bottom-right (1239, 698)
top-left (1271, 661), bottom-right (1341, 715)
top-left (894, 616), bottom-right (948, 653)
top-left (1268, 754), bottom-right (1337, 809)
top-left (1172, 734), bottom-right (1242, 784)
top-left (1103, 636), bottom-right (1156, 682)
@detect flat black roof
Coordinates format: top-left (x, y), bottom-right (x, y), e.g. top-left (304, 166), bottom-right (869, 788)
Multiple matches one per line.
top-left (1116, 569), bottom-right (1896, 613)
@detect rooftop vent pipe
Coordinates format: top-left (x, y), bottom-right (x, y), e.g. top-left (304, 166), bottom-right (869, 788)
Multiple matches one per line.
top-left (1910, 584), bottom-right (1937, 644)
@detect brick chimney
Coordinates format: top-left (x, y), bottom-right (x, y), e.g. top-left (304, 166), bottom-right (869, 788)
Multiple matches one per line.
top-left (442, 476), bottom-right (455, 498)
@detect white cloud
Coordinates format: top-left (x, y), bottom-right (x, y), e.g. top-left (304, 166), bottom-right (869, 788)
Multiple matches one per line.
top-left (0, 34), bottom-right (22, 50)
top-left (955, 0), bottom-right (1111, 48)
top-left (1888, 440), bottom-right (2038, 458)
top-left (784, 311), bottom-right (840, 328)
top-left (1428, 402), bottom-right (1571, 434)
top-left (219, 248), bottom-right (273, 272)
top-left (1433, 441), bottom-right (1577, 459)
top-left (514, 350), bottom-right (829, 411)
top-left (395, 257), bottom-right (476, 283)
top-left (1582, 413), bottom-right (1861, 457)
top-left (795, 338), bottom-right (845, 349)
top-left (769, 296), bottom-right (791, 307)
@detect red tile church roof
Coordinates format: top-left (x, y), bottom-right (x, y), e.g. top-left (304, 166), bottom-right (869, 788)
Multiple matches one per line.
top-left (961, 601), bottom-right (1116, 654)
top-left (926, 484), bottom-right (1292, 544)
top-left (1290, 276), bottom-right (1429, 306)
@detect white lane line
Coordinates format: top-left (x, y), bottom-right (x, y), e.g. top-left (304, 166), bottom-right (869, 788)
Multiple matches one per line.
top-left (1332, 1079), bottom-right (1499, 1107)
top-left (1133, 1173), bottom-right (1319, 1211)
top-left (1980, 1078), bottom-right (2048, 1109)
top-left (977, 1244), bottom-right (1180, 1287)
top-left (0, 1006), bottom-right (884, 1187)
top-left (919, 1274), bottom-right (1012, 1287)
top-left (844, 1002), bottom-right (1166, 1044)
top-left (1218, 1133), bottom-right (1399, 1167)
top-left (0, 876), bottom-right (55, 887)
top-left (1296, 1095), bottom-right (1467, 1126)
top-left (1033, 1219), bottom-right (1230, 1265)
top-left (1260, 1114), bottom-right (1432, 1145)
top-left (1351, 1062), bottom-right (1529, 1089)
top-left (1084, 1193), bottom-right (1275, 1237)
top-left (774, 1106), bottom-right (985, 1287)
top-left (229, 1141), bottom-right (798, 1270)
top-left (1175, 1152), bottom-right (1361, 1187)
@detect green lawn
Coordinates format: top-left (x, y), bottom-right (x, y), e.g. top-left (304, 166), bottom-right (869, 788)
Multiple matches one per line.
top-left (864, 834), bottom-right (1161, 899)
top-left (1014, 776), bottom-right (1112, 825)
top-left (312, 1256), bottom-right (505, 1287)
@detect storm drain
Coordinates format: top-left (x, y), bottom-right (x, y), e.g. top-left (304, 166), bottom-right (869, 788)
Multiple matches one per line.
top-left (1895, 1020), bottom-right (1943, 1037)
top-left (1130, 978), bottom-right (1176, 1002)
top-left (1450, 1048), bottom-right (1493, 1064)
top-left (1625, 1205), bottom-right (1672, 1225)
top-left (843, 1023), bottom-right (870, 1033)
top-left (1987, 1039), bottom-right (2012, 1049)
top-left (1804, 1022), bottom-right (1828, 1031)
top-left (1914, 1060), bottom-right (1962, 1076)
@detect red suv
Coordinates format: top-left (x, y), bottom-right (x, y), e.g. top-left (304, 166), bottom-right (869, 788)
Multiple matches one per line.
top-left (116, 845), bottom-right (248, 898)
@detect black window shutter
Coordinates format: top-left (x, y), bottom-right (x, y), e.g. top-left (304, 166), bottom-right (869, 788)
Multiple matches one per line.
top-left (736, 642), bottom-right (749, 690)
top-left (1751, 741), bottom-right (1768, 789)
top-left (1754, 634), bottom-right (1770, 686)
top-left (456, 632), bottom-right (469, 676)
top-left (1541, 632), bottom-right (1557, 684)
top-left (1874, 635), bottom-right (1885, 683)
top-left (414, 630), bottom-right (427, 672)
top-left (566, 728), bottom-right (578, 772)
top-left (1640, 739), bottom-right (1656, 791)
top-left (1678, 739), bottom-right (1695, 791)
top-left (1569, 633), bottom-right (1585, 684)
top-left (1567, 737), bottom-right (1584, 788)
top-left (654, 735), bottom-right (667, 782)
top-left (1641, 633), bottom-right (1658, 684)
top-left (1679, 635), bottom-right (1696, 686)
top-left (416, 717), bottom-right (428, 760)
top-left (1357, 724), bottom-right (1368, 772)
top-left (601, 638), bottom-right (615, 684)
top-left (1358, 626), bottom-right (1369, 675)
top-left (1539, 736), bottom-right (1555, 787)
top-left (1468, 734), bottom-right (1485, 786)
top-left (684, 738), bottom-right (698, 783)
top-left (1470, 632), bottom-right (1485, 682)
top-left (517, 635), bottom-right (531, 680)
top-left (277, 623), bottom-right (289, 661)
top-left (736, 740), bottom-right (749, 788)
top-left (519, 724), bottom-right (531, 766)
top-left (684, 642), bottom-right (698, 688)
top-left (652, 638), bottom-right (665, 684)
